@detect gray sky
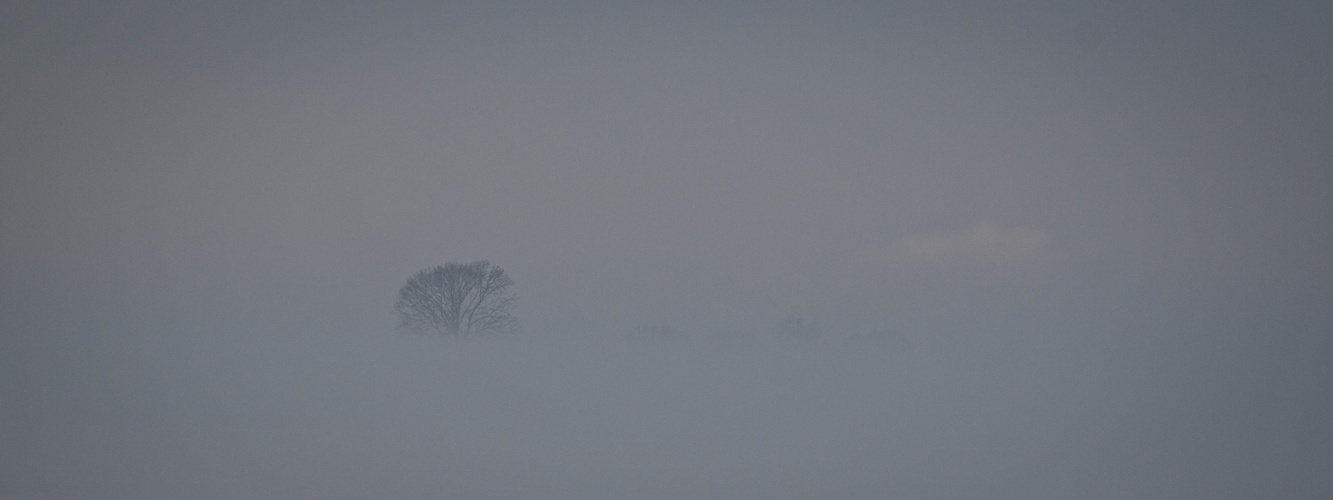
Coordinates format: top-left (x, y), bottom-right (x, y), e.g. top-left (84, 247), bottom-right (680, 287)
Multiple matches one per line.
top-left (3, 1), bottom-right (1331, 498)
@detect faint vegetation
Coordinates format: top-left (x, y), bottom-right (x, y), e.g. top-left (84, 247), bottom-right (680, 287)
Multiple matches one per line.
top-left (394, 261), bottom-right (518, 336)
top-left (774, 313), bottom-right (821, 341)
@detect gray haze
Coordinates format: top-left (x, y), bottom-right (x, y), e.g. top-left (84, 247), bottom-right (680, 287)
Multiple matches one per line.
top-left (3, 1), bottom-right (1331, 498)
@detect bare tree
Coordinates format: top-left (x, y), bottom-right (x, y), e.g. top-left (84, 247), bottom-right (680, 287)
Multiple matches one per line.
top-left (395, 261), bottom-right (518, 336)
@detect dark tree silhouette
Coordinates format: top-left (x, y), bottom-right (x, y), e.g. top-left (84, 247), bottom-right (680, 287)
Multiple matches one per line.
top-left (395, 261), bottom-right (518, 336)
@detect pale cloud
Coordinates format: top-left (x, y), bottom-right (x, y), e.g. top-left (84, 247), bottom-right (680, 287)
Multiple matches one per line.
top-left (890, 222), bottom-right (1056, 268)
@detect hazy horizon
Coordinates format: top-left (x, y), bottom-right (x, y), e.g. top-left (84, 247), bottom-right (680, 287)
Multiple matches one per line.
top-left (3, 1), bottom-right (1331, 498)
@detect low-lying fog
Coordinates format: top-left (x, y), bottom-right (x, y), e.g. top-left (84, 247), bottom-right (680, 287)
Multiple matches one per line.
top-left (4, 1), bottom-right (1332, 498)
top-left (4, 294), bottom-right (1329, 499)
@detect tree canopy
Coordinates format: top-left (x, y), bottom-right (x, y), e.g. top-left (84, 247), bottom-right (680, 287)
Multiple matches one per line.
top-left (394, 261), bottom-right (518, 336)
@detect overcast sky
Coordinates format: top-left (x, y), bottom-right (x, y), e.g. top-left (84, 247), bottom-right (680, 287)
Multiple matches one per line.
top-left (3, 1), bottom-right (1331, 498)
